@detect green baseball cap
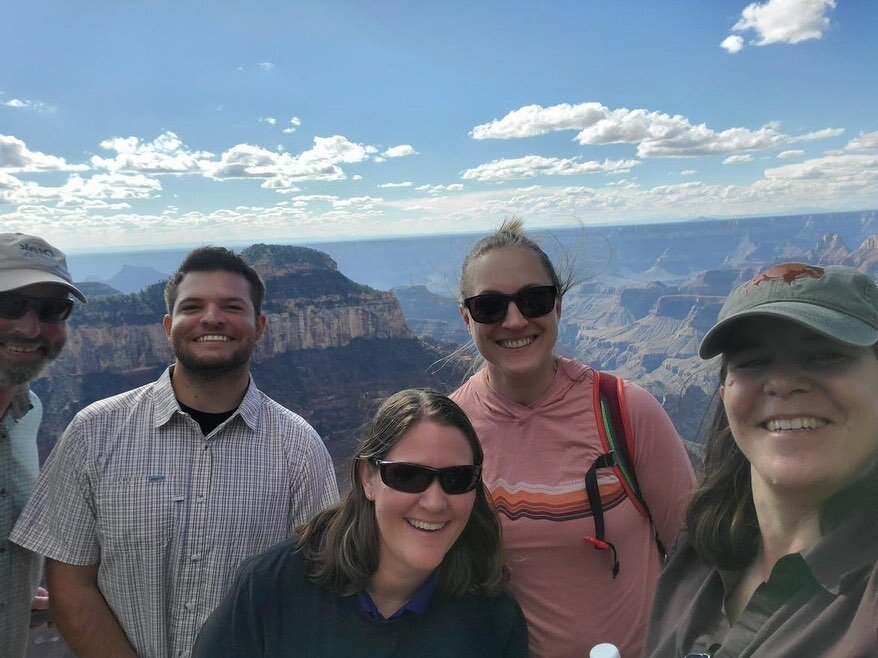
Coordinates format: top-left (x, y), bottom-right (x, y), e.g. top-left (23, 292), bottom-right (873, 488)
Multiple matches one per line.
top-left (699, 262), bottom-right (878, 359)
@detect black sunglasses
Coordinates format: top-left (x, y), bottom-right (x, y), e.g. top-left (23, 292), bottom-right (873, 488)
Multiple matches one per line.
top-left (370, 459), bottom-right (482, 495)
top-left (462, 285), bottom-right (557, 324)
top-left (0, 292), bottom-right (73, 323)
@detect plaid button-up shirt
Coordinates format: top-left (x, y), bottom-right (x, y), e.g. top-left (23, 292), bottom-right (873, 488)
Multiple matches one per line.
top-left (0, 386), bottom-right (42, 658)
top-left (11, 368), bottom-right (339, 658)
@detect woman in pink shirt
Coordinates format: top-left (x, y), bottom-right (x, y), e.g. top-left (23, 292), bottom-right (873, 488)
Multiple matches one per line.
top-left (450, 219), bottom-right (695, 658)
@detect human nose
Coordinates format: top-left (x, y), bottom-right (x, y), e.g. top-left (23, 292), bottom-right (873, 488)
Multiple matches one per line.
top-left (199, 304), bottom-right (224, 324)
top-left (500, 300), bottom-right (528, 329)
top-left (417, 478), bottom-right (450, 512)
top-left (763, 361), bottom-right (811, 397)
top-left (11, 309), bottom-right (41, 338)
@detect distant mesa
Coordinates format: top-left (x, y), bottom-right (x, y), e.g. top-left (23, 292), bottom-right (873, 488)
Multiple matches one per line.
top-left (75, 281), bottom-right (122, 299)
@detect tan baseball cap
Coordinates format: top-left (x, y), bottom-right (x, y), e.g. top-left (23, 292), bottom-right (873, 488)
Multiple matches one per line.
top-left (0, 233), bottom-right (86, 302)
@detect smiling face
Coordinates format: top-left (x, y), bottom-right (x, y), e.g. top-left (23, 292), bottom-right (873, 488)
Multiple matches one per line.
top-left (359, 418), bottom-right (477, 595)
top-left (460, 246), bottom-right (560, 401)
top-left (0, 283), bottom-right (68, 387)
top-left (163, 270), bottom-right (266, 378)
top-left (721, 316), bottom-right (878, 503)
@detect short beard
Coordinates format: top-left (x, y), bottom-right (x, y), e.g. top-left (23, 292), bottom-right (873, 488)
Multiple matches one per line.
top-left (0, 338), bottom-right (62, 387)
top-left (0, 361), bottom-right (49, 387)
top-left (174, 349), bottom-right (251, 383)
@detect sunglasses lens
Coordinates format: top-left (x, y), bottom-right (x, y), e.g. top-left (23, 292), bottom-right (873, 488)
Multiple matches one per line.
top-left (517, 286), bottom-right (556, 317)
top-left (466, 295), bottom-right (508, 324)
top-left (0, 295), bottom-right (29, 319)
top-left (380, 462), bottom-right (433, 493)
top-left (438, 465), bottom-right (481, 494)
top-left (0, 295), bottom-right (73, 322)
top-left (37, 299), bottom-right (74, 322)
top-left (376, 461), bottom-right (481, 495)
top-left (464, 286), bottom-right (557, 324)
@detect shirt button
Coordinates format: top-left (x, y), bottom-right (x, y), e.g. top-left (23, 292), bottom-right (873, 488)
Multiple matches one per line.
top-left (0, 542), bottom-right (6, 553)
top-left (184, 601), bottom-right (195, 610)
top-left (196, 495), bottom-right (205, 503)
top-left (0, 488), bottom-right (6, 497)
top-left (191, 554), bottom-right (201, 562)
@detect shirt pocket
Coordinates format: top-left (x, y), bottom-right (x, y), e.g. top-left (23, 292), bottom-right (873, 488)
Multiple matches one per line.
top-left (95, 477), bottom-right (175, 554)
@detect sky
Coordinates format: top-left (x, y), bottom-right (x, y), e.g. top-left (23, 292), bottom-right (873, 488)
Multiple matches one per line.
top-left (1, 0), bottom-right (877, 251)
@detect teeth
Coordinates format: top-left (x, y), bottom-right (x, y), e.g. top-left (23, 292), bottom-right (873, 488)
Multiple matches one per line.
top-left (3, 344), bottom-right (39, 353)
top-left (408, 520), bottom-right (445, 531)
top-left (499, 337), bottom-right (534, 349)
top-left (196, 335), bottom-right (230, 342)
top-left (766, 417), bottom-right (826, 431)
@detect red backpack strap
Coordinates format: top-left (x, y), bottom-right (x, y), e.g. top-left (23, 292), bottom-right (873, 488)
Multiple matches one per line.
top-left (597, 372), bottom-right (648, 516)
top-left (584, 371), bottom-right (667, 575)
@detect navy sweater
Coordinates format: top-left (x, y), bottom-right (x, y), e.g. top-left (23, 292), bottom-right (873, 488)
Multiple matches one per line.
top-left (193, 540), bottom-right (528, 657)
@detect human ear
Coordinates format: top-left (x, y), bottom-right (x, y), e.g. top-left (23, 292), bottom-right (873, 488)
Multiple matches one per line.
top-left (358, 458), bottom-right (376, 500)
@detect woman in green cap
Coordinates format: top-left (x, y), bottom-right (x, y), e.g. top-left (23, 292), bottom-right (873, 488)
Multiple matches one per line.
top-left (644, 263), bottom-right (878, 657)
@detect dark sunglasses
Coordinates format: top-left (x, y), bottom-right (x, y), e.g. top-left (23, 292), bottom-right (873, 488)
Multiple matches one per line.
top-left (0, 292), bottom-right (73, 323)
top-left (370, 459), bottom-right (482, 495)
top-left (462, 285), bottom-right (557, 324)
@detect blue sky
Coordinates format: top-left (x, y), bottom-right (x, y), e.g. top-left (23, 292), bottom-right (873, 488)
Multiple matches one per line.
top-left (1, 0), bottom-right (876, 250)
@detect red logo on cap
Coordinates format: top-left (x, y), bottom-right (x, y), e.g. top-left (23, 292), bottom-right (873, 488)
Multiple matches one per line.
top-left (744, 262), bottom-right (824, 292)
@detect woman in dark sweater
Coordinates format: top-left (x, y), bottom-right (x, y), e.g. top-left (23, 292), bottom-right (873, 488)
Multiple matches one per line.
top-left (194, 388), bottom-right (527, 657)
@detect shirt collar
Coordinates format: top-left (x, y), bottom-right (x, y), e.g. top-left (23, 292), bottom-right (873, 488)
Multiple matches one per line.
top-left (717, 504), bottom-right (878, 597)
top-left (5, 385), bottom-right (34, 421)
top-left (354, 571), bottom-right (439, 622)
top-left (803, 504), bottom-right (878, 595)
top-left (152, 366), bottom-right (261, 431)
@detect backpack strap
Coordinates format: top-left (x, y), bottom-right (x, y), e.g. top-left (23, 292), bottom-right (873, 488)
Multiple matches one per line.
top-left (583, 371), bottom-right (667, 577)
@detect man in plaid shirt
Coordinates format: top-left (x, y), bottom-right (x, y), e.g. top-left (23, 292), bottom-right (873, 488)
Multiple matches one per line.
top-left (12, 246), bottom-right (339, 658)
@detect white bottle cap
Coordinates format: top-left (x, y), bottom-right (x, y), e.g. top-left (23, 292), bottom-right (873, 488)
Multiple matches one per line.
top-left (590, 643), bottom-right (622, 658)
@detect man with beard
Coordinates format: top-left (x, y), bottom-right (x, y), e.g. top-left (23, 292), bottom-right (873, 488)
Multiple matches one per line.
top-left (12, 246), bottom-right (339, 658)
top-left (0, 233), bottom-right (85, 657)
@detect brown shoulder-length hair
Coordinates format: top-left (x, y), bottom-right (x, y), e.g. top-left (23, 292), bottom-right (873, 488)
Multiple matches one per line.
top-left (688, 356), bottom-right (878, 570)
top-left (296, 388), bottom-right (506, 598)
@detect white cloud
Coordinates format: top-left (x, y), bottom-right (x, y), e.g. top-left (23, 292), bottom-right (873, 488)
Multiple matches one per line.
top-left (91, 131), bottom-right (213, 175)
top-left (282, 117), bottom-right (302, 134)
top-left (763, 154), bottom-right (878, 184)
top-left (0, 170), bottom-right (161, 206)
top-left (461, 155), bottom-right (640, 181)
top-left (723, 0), bottom-right (836, 53)
top-left (378, 181), bottom-right (413, 188)
top-left (256, 62), bottom-right (275, 71)
top-left (723, 154), bottom-right (754, 164)
top-left (260, 117), bottom-right (277, 125)
top-left (471, 102), bottom-right (608, 139)
top-left (0, 135), bottom-right (88, 173)
top-left (60, 172), bottom-right (163, 202)
top-left (414, 183), bottom-right (465, 195)
top-left (680, 170), bottom-right (697, 176)
top-left (790, 127), bottom-right (844, 142)
top-left (778, 149), bottom-right (804, 159)
top-left (720, 35), bottom-right (744, 53)
top-left (3, 97), bottom-right (54, 113)
top-left (332, 196), bottom-right (383, 208)
top-left (205, 135), bottom-right (374, 185)
top-left (470, 101), bottom-right (838, 158)
top-left (382, 144), bottom-right (417, 158)
top-left (845, 131), bottom-right (878, 151)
